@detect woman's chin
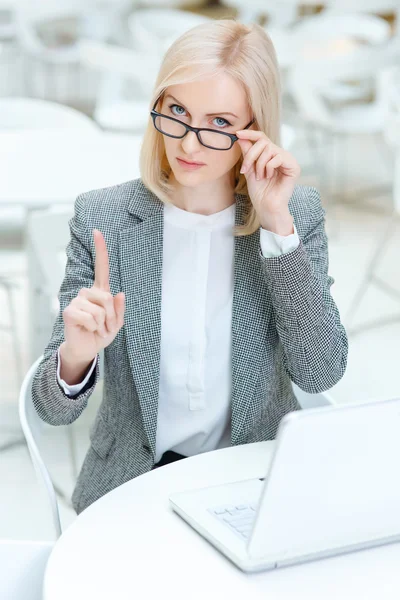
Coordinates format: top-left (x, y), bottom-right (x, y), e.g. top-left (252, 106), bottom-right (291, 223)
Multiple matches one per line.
top-left (171, 169), bottom-right (207, 186)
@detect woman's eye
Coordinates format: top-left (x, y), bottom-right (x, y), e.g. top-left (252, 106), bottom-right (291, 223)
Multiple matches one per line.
top-left (170, 104), bottom-right (186, 116)
top-left (213, 117), bottom-right (231, 128)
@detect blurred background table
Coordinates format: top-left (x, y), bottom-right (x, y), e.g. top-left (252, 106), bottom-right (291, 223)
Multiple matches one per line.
top-left (0, 130), bottom-right (141, 207)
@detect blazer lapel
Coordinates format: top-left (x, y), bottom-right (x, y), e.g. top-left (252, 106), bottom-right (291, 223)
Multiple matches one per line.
top-left (231, 194), bottom-right (273, 445)
top-left (119, 181), bottom-right (164, 456)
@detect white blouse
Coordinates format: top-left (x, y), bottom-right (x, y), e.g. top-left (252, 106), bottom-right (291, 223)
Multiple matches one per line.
top-left (57, 201), bottom-right (299, 463)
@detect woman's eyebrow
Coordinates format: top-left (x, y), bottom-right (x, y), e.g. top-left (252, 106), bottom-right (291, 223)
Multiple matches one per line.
top-left (164, 94), bottom-right (239, 119)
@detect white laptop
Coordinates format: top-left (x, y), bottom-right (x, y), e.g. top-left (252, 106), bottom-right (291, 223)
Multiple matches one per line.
top-left (169, 396), bottom-right (400, 572)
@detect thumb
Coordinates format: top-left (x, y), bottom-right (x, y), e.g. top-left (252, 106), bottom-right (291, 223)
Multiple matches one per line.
top-left (114, 292), bottom-right (125, 326)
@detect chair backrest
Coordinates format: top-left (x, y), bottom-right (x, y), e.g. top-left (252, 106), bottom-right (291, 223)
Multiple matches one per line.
top-left (0, 97), bottom-right (99, 130)
top-left (286, 40), bottom-right (399, 127)
top-left (18, 355), bottom-right (62, 539)
top-left (128, 8), bottom-right (210, 55)
top-left (382, 65), bottom-right (400, 146)
top-left (292, 382), bottom-right (335, 409)
top-left (325, 0), bottom-right (399, 13)
top-left (0, 539), bottom-right (54, 600)
top-left (292, 10), bottom-right (391, 45)
top-left (27, 206), bottom-right (73, 298)
top-left (78, 39), bottom-right (160, 94)
top-left (26, 206), bottom-right (74, 358)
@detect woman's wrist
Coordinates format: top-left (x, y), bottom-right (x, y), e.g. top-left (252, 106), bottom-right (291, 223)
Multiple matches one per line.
top-left (59, 342), bottom-right (96, 385)
top-left (259, 210), bottom-right (294, 236)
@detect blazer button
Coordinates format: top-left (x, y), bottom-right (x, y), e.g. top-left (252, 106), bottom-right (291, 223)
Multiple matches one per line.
top-left (143, 444), bottom-right (151, 452)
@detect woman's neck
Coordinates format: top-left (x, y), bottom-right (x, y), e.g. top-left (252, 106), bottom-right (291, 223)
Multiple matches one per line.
top-left (169, 174), bottom-right (236, 215)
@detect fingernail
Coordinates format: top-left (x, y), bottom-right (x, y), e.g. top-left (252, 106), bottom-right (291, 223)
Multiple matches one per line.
top-left (240, 165), bottom-right (247, 174)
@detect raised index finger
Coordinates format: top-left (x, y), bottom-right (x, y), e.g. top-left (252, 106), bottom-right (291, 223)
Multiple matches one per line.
top-left (93, 229), bottom-right (110, 291)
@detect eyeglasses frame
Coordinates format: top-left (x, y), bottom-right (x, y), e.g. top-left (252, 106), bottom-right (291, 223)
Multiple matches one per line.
top-left (150, 99), bottom-right (255, 151)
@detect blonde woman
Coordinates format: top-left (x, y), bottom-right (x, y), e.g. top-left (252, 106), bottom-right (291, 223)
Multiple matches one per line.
top-left (32, 19), bottom-right (348, 514)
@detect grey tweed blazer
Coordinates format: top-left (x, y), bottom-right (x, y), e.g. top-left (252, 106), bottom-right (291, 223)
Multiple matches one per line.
top-left (32, 177), bottom-right (348, 514)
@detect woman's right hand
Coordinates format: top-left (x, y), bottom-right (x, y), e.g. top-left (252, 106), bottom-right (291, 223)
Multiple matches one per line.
top-left (61, 228), bottom-right (125, 364)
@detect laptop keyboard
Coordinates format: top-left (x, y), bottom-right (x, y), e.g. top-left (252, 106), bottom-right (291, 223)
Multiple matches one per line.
top-left (208, 503), bottom-right (257, 540)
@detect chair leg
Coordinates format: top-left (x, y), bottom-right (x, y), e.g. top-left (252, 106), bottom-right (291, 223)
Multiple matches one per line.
top-left (346, 211), bottom-right (400, 334)
top-left (66, 424), bottom-right (79, 481)
top-left (3, 279), bottom-right (24, 386)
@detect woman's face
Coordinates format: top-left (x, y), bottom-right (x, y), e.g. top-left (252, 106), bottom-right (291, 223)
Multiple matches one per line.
top-left (159, 73), bottom-right (253, 188)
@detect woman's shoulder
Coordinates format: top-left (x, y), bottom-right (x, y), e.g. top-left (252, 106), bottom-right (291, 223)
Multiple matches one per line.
top-left (77, 177), bottom-right (143, 213)
top-left (74, 177), bottom-right (161, 228)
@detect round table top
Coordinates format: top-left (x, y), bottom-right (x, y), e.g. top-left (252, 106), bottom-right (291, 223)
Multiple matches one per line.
top-left (0, 130), bottom-right (142, 207)
top-left (44, 441), bottom-right (400, 600)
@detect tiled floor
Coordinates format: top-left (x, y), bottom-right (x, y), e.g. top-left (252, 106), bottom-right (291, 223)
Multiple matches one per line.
top-left (1, 124), bottom-right (399, 541)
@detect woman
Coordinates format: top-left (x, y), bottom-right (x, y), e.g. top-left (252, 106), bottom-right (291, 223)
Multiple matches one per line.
top-left (32, 19), bottom-right (348, 514)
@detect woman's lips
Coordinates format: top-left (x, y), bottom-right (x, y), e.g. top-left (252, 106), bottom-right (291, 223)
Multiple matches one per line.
top-left (176, 157), bottom-right (205, 170)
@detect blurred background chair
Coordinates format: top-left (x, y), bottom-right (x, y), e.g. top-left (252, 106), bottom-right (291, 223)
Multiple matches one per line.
top-left (346, 65), bottom-right (400, 335)
top-left (0, 539), bottom-right (54, 600)
top-left (26, 206), bottom-right (74, 363)
top-left (14, 0), bottom-right (132, 112)
top-left (0, 0), bottom-right (23, 96)
top-left (127, 7), bottom-right (210, 55)
top-left (220, 0), bottom-right (302, 28)
top-left (286, 39), bottom-right (400, 214)
top-left (78, 39), bottom-right (160, 133)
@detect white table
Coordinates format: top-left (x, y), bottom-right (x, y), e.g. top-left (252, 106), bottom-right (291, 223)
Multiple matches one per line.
top-left (0, 130), bottom-right (142, 207)
top-left (44, 441), bottom-right (400, 600)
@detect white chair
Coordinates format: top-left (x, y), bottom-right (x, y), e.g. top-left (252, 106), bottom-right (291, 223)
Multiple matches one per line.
top-left (19, 355), bottom-right (62, 539)
top-left (133, 0), bottom-right (207, 8)
top-left (25, 205), bottom-right (109, 482)
top-left (0, 275), bottom-right (22, 387)
top-left (0, 539), bottom-right (54, 600)
top-left (220, 0), bottom-right (302, 27)
top-left (127, 8), bottom-right (211, 56)
top-left (17, 351), bottom-right (329, 540)
top-left (0, 1), bottom-right (23, 96)
top-left (14, 0), bottom-right (121, 110)
top-left (323, 0), bottom-right (400, 37)
top-left (346, 65), bottom-right (400, 335)
top-left (286, 40), bottom-right (400, 207)
top-left (25, 208), bottom-right (85, 491)
top-left (78, 39), bottom-right (160, 132)
top-left (26, 204), bottom-right (75, 373)
top-left (276, 11), bottom-right (391, 103)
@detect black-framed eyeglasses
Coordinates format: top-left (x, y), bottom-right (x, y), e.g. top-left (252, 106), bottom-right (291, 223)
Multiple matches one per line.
top-left (150, 100), bottom-right (255, 151)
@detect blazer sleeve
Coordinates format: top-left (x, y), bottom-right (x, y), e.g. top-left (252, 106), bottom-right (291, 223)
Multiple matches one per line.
top-left (31, 193), bottom-right (100, 426)
top-left (259, 186), bottom-right (348, 393)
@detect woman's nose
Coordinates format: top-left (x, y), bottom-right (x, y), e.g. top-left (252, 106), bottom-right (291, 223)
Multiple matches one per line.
top-left (181, 129), bottom-right (203, 154)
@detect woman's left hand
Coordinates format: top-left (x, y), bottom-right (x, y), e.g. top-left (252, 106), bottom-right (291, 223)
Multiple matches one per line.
top-left (236, 129), bottom-right (301, 235)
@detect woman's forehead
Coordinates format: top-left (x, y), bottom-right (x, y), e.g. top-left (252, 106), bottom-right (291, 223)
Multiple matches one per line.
top-left (164, 77), bottom-right (249, 115)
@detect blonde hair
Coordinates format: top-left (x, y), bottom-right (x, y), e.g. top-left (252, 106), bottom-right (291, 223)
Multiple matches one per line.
top-left (139, 19), bottom-right (281, 237)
